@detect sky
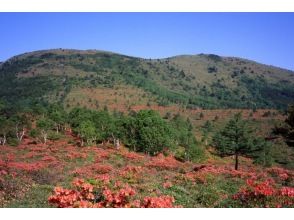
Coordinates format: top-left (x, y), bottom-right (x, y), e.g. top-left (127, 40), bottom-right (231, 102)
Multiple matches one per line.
top-left (0, 13), bottom-right (294, 70)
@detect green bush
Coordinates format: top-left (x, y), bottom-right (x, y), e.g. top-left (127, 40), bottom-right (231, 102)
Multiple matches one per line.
top-left (29, 129), bottom-right (39, 138)
top-left (47, 131), bottom-right (63, 141)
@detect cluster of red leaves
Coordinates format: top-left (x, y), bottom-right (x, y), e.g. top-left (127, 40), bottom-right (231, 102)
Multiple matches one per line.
top-left (185, 171), bottom-right (207, 184)
top-left (41, 155), bottom-right (58, 163)
top-left (122, 151), bottom-right (145, 161)
top-left (73, 163), bottom-right (113, 178)
top-left (1, 153), bottom-right (52, 173)
top-left (184, 165), bottom-right (257, 184)
top-left (119, 165), bottom-right (143, 176)
top-left (233, 178), bottom-right (294, 207)
top-left (48, 178), bottom-right (95, 208)
top-left (245, 178), bottom-right (275, 196)
top-left (48, 178), bottom-right (178, 208)
top-left (280, 187), bottom-right (294, 197)
top-left (8, 161), bottom-right (48, 172)
top-left (94, 174), bottom-right (111, 184)
top-left (66, 152), bottom-right (87, 160)
top-left (163, 181), bottom-right (173, 189)
top-left (93, 148), bottom-right (111, 159)
top-left (97, 186), bottom-right (136, 208)
top-left (141, 195), bottom-right (177, 208)
top-left (20, 152), bottom-right (43, 159)
top-left (185, 163), bottom-right (285, 187)
top-left (266, 167), bottom-right (293, 182)
top-left (147, 154), bottom-right (183, 170)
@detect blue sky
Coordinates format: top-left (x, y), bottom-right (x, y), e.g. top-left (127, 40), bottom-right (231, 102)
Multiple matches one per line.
top-left (0, 13), bottom-right (293, 70)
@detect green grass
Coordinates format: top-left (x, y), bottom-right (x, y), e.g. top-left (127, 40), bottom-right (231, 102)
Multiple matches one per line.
top-left (6, 184), bottom-right (54, 208)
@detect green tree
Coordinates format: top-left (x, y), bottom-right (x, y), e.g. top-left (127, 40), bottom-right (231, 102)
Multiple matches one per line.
top-left (37, 118), bottom-right (54, 144)
top-left (68, 107), bottom-right (118, 147)
top-left (68, 107), bottom-right (93, 132)
top-left (285, 105), bottom-right (294, 146)
top-left (251, 138), bottom-right (274, 167)
top-left (212, 113), bottom-right (256, 170)
top-left (9, 113), bottom-right (30, 143)
top-left (92, 110), bottom-right (115, 143)
top-left (123, 110), bottom-right (175, 155)
top-left (170, 114), bottom-right (204, 162)
top-left (79, 120), bottom-right (96, 146)
top-left (273, 104), bottom-right (294, 147)
top-left (0, 116), bottom-right (10, 145)
top-left (48, 104), bottom-right (67, 134)
top-left (201, 120), bottom-right (213, 146)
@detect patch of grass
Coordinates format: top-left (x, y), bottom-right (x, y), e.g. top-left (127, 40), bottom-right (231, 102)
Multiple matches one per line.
top-left (162, 183), bottom-right (202, 207)
top-left (6, 184), bottom-right (54, 208)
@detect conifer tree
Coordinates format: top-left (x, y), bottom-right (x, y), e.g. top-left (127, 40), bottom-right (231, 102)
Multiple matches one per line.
top-left (213, 113), bottom-right (255, 170)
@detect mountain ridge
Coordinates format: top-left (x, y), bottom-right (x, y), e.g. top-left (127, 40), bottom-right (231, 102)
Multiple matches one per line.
top-left (0, 48), bottom-right (294, 110)
top-left (2, 48), bottom-right (294, 73)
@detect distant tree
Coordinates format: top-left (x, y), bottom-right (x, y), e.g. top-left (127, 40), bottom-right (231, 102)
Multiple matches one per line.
top-left (273, 104), bottom-right (294, 147)
top-left (79, 120), bottom-right (96, 146)
top-left (68, 107), bottom-right (93, 130)
top-left (207, 66), bottom-right (218, 73)
top-left (0, 116), bottom-right (10, 145)
top-left (252, 138), bottom-right (274, 167)
top-left (10, 113), bottom-right (29, 143)
top-left (170, 115), bottom-right (204, 162)
top-left (92, 110), bottom-right (116, 144)
top-left (68, 107), bottom-right (118, 147)
top-left (284, 105), bottom-right (294, 146)
top-left (201, 120), bottom-right (213, 146)
top-left (123, 110), bottom-right (175, 155)
top-left (0, 101), bottom-right (7, 145)
top-left (37, 118), bottom-right (54, 144)
top-left (48, 104), bottom-right (67, 134)
top-left (213, 113), bottom-right (259, 170)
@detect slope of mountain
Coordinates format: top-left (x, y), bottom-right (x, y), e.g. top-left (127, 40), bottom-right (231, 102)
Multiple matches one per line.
top-left (0, 49), bottom-right (293, 110)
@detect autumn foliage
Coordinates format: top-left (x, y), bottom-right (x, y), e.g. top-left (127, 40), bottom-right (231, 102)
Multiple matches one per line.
top-left (48, 178), bottom-right (178, 208)
top-left (233, 178), bottom-right (294, 207)
top-left (1, 132), bottom-right (293, 208)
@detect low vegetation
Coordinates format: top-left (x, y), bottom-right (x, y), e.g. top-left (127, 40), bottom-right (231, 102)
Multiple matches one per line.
top-left (0, 100), bottom-right (293, 208)
top-left (0, 49), bottom-right (294, 208)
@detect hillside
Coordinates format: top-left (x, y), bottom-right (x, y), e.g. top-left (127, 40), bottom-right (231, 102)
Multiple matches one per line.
top-left (0, 49), bottom-right (294, 110)
top-left (0, 134), bottom-right (293, 208)
top-left (1, 49), bottom-right (294, 208)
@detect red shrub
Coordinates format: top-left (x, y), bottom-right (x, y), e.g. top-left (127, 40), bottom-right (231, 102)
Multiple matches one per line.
top-left (163, 181), bottom-right (173, 189)
top-left (147, 154), bottom-right (182, 170)
top-left (266, 167), bottom-right (292, 182)
top-left (73, 164), bottom-right (113, 178)
top-left (48, 178), bottom-right (178, 208)
top-left (233, 178), bottom-right (294, 207)
top-left (142, 195), bottom-right (176, 208)
top-left (122, 152), bottom-right (144, 161)
top-left (279, 187), bottom-right (294, 197)
top-left (66, 152), bottom-right (87, 160)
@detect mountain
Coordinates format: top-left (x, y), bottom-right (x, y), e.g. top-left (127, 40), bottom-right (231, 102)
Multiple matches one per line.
top-left (0, 49), bottom-right (294, 110)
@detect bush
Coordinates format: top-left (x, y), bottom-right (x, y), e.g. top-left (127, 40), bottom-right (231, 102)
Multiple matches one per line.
top-left (29, 129), bottom-right (39, 138)
top-left (47, 131), bottom-right (63, 141)
top-left (123, 110), bottom-right (175, 155)
top-left (6, 137), bottom-right (19, 146)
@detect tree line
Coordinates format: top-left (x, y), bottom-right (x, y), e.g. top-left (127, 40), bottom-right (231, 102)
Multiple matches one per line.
top-left (1, 98), bottom-right (293, 169)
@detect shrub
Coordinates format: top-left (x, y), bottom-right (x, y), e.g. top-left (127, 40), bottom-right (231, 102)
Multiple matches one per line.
top-left (48, 178), bottom-right (178, 208)
top-left (232, 178), bottom-right (294, 207)
top-left (29, 129), bottom-right (39, 138)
